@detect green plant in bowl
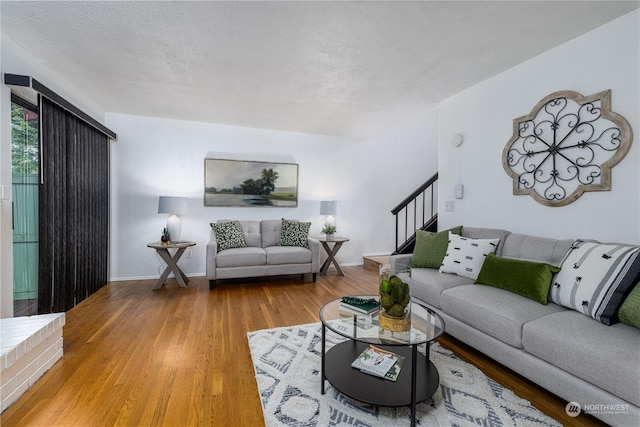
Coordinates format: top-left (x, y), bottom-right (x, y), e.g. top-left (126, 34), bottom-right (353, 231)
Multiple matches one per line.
top-left (320, 224), bottom-right (337, 235)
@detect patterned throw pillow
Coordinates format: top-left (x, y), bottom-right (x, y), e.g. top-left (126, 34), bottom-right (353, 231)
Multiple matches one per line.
top-left (211, 221), bottom-right (246, 251)
top-left (439, 232), bottom-right (500, 280)
top-left (279, 218), bottom-right (311, 248)
top-left (550, 241), bottom-right (640, 325)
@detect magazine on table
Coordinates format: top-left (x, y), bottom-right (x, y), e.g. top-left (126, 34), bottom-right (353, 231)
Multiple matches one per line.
top-left (382, 356), bottom-right (405, 382)
top-left (351, 344), bottom-right (405, 381)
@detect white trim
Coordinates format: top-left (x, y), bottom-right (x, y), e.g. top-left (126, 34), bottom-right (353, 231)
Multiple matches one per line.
top-left (109, 273), bottom-right (205, 282)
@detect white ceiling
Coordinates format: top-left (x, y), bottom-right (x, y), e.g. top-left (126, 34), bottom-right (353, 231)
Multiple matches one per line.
top-left (1, 1), bottom-right (638, 139)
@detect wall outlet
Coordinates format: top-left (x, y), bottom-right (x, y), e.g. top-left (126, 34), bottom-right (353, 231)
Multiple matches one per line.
top-left (185, 250), bottom-right (193, 258)
top-left (445, 200), bottom-right (454, 212)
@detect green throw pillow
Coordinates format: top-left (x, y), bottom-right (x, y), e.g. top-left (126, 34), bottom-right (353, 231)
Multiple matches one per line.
top-left (410, 226), bottom-right (463, 269)
top-left (474, 253), bottom-right (560, 305)
top-left (279, 218), bottom-right (311, 248)
top-left (211, 221), bottom-right (246, 251)
top-left (618, 282), bottom-right (640, 329)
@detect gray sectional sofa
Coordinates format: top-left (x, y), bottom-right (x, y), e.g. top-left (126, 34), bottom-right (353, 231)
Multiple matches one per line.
top-left (206, 219), bottom-right (320, 290)
top-left (391, 227), bottom-right (640, 426)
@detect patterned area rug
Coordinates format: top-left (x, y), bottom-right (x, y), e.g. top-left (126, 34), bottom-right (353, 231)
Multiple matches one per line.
top-left (247, 323), bottom-right (561, 427)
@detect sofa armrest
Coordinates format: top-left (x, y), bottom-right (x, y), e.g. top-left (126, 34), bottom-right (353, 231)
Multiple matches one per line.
top-left (206, 232), bottom-right (219, 280)
top-left (308, 236), bottom-right (321, 273)
top-left (390, 253), bottom-right (412, 270)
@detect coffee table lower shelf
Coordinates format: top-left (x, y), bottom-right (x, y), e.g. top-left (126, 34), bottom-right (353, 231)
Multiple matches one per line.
top-left (323, 340), bottom-right (439, 407)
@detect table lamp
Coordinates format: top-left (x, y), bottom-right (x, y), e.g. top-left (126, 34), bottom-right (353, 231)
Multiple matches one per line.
top-left (158, 196), bottom-right (188, 242)
top-left (320, 200), bottom-right (340, 227)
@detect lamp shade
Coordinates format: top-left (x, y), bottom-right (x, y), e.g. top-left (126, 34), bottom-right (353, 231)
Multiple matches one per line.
top-left (158, 196), bottom-right (188, 215)
top-left (319, 200), bottom-right (340, 216)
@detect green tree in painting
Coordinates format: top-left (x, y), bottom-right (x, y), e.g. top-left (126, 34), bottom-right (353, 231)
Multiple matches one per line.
top-left (240, 178), bottom-right (261, 195)
top-left (11, 103), bottom-right (39, 175)
top-left (260, 168), bottom-right (279, 195)
top-left (240, 168), bottom-right (280, 195)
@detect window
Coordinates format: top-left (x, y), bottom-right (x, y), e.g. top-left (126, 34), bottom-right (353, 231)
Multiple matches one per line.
top-left (11, 95), bottom-right (39, 316)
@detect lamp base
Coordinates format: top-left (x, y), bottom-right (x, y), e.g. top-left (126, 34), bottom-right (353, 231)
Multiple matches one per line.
top-left (167, 215), bottom-right (182, 243)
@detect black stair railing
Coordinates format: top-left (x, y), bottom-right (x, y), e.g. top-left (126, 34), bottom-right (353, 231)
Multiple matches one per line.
top-left (391, 172), bottom-right (438, 254)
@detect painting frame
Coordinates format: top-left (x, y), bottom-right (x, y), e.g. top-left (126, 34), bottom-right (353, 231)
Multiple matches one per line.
top-left (204, 158), bottom-right (299, 207)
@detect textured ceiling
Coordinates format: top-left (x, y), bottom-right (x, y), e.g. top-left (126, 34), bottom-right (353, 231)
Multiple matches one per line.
top-left (1, 1), bottom-right (638, 139)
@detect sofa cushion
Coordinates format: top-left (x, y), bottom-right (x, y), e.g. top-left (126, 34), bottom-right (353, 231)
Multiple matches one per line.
top-left (460, 227), bottom-right (511, 256)
top-left (550, 241), bottom-right (640, 325)
top-left (260, 219), bottom-right (281, 247)
top-left (410, 268), bottom-right (474, 309)
top-left (265, 246), bottom-right (312, 265)
top-left (211, 221), bottom-right (247, 251)
top-left (523, 310), bottom-right (640, 406)
top-left (619, 282), bottom-right (640, 329)
top-left (440, 233), bottom-right (500, 280)
top-left (441, 284), bottom-right (566, 348)
top-left (279, 219), bottom-right (311, 248)
top-left (474, 253), bottom-right (560, 305)
top-left (501, 233), bottom-right (574, 266)
top-left (238, 220), bottom-right (262, 247)
top-left (410, 226), bottom-right (462, 269)
top-left (215, 247), bottom-right (266, 268)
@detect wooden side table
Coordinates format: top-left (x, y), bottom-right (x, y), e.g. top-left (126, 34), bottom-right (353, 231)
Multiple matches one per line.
top-left (147, 241), bottom-right (196, 290)
top-left (317, 236), bottom-right (350, 276)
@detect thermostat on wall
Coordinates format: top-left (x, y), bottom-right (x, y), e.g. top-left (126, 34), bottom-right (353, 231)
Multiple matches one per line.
top-left (454, 184), bottom-right (464, 199)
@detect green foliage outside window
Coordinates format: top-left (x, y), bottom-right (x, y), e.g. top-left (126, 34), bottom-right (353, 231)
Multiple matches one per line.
top-left (11, 102), bottom-right (39, 175)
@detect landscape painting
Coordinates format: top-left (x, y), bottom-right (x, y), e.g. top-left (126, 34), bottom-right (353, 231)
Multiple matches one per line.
top-left (204, 158), bottom-right (298, 207)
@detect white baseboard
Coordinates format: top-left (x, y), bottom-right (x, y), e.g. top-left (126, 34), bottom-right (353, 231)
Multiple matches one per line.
top-left (109, 273), bottom-right (205, 282)
top-left (339, 261), bottom-right (362, 267)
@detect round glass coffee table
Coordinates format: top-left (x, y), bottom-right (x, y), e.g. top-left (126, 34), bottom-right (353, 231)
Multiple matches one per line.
top-left (319, 295), bottom-right (445, 427)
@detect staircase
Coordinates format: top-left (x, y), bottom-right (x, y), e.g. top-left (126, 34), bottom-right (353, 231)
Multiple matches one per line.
top-left (362, 173), bottom-right (439, 268)
top-left (363, 255), bottom-right (390, 272)
top-left (391, 173), bottom-right (438, 254)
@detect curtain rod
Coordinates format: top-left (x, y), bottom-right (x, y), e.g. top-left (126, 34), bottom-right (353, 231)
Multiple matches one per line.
top-left (4, 73), bottom-right (117, 140)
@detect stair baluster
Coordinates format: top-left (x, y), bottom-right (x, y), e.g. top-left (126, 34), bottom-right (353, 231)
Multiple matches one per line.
top-left (391, 172), bottom-right (438, 254)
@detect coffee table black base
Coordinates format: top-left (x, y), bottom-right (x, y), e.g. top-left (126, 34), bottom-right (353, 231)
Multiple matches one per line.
top-left (324, 340), bottom-right (439, 407)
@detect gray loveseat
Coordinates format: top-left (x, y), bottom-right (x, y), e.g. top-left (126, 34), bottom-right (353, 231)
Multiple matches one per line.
top-left (206, 219), bottom-right (320, 290)
top-left (391, 227), bottom-right (640, 426)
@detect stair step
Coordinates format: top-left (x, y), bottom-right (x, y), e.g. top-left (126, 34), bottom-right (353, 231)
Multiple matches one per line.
top-left (363, 255), bottom-right (390, 273)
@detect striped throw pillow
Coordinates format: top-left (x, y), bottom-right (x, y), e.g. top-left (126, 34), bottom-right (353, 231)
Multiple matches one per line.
top-left (550, 241), bottom-right (640, 325)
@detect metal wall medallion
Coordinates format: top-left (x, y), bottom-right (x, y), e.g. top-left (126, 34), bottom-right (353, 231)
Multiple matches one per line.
top-left (503, 90), bottom-right (632, 207)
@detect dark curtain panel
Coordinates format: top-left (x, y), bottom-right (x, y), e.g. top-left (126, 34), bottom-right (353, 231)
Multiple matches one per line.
top-left (38, 96), bottom-right (109, 313)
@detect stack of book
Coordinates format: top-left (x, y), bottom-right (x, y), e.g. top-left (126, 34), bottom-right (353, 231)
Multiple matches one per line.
top-left (351, 344), bottom-right (405, 381)
top-left (339, 296), bottom-right (379, 316)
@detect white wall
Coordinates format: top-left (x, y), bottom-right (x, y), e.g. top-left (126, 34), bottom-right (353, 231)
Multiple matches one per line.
top-left (106, 111), bottom-right (438, 280)
top-left (438, 10), bottom-right (640, 244)
top-left (0, 33), bottom-right (12, 318)
top-left (354, 112), bottom-right (439, 254)
top-left (0, 34), bottom-right (107, 317)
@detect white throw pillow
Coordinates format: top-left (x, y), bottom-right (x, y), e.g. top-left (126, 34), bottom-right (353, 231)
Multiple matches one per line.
top-left (439, 232), bottom-right (500, 280)
top-left (549, 241), bottom-right (640, 325)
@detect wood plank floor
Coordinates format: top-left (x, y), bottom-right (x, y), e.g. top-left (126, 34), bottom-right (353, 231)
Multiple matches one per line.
top-left (1, 266), bottom-right (605, 426)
